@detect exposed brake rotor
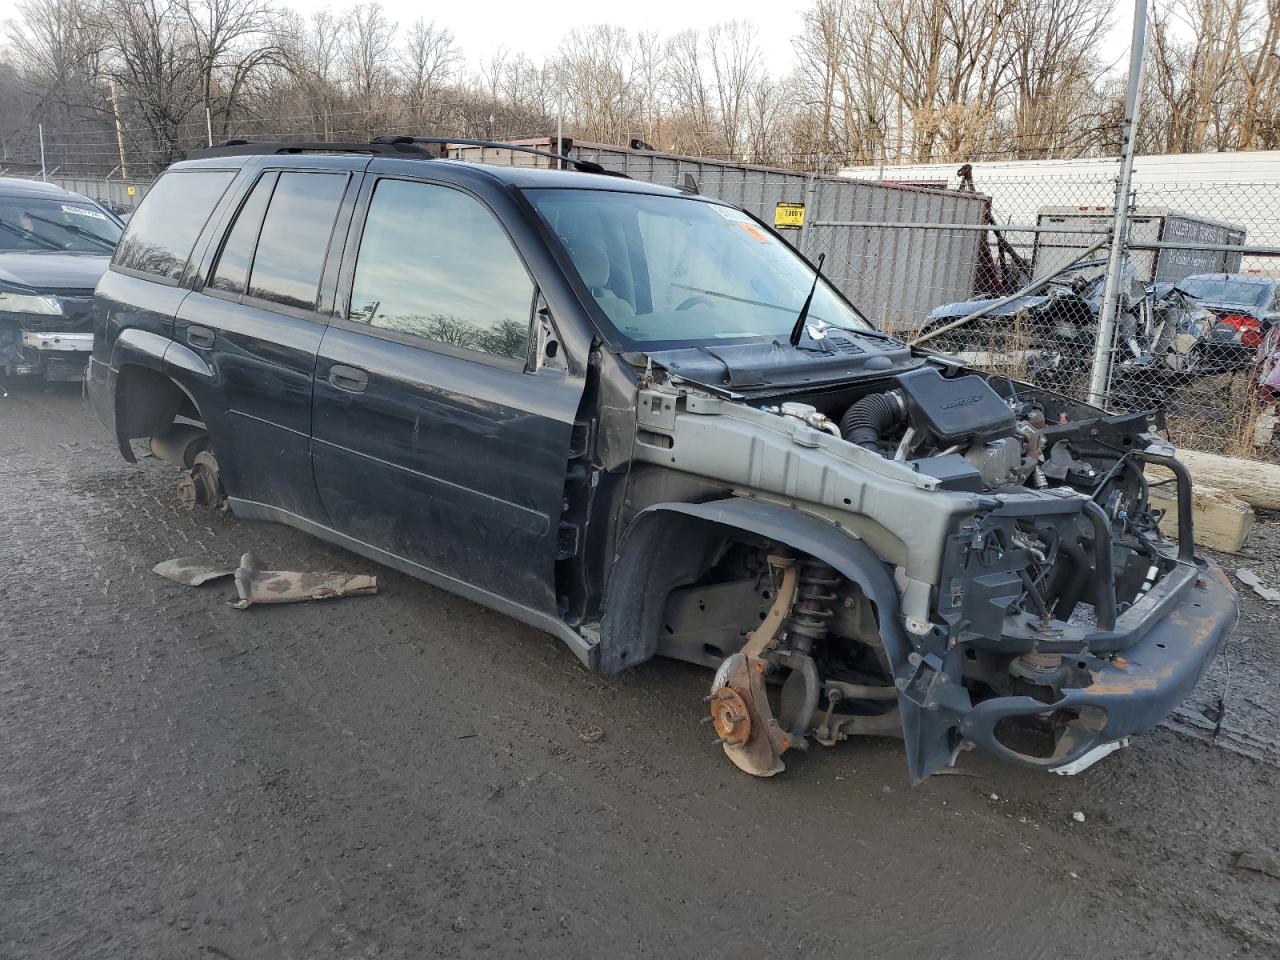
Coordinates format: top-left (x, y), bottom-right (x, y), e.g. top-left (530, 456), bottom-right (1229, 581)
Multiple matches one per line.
top-left (177, 450), bottom-right (224, 510)
top-left (705, 558), bottom-right (800, 777)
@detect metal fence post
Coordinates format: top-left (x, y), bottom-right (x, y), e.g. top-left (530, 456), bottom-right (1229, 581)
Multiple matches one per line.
top-left (1088, 0), bottom-right (1149, 407)
top-left (799, 170), bottom-right (817, 258)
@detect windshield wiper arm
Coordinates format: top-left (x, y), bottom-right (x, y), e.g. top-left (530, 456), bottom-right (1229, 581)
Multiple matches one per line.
top-left (24, 213), bottom-right (115, 251)
top-left (0, 219), bottom-right (62, 250)
top-left (788, 252), bottom-right (826, 347)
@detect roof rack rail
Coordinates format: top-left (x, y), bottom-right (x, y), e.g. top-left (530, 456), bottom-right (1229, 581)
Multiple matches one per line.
top-left (188, 136), bottom-right (628, 178)
top-left (372, 136), bottom-right (627, 177)
top-left (189, 139), bottom-right (430, 159)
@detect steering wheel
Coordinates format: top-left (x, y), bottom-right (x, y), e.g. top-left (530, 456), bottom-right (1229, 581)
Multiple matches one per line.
top-left (676, 295), bottom-right (715, 311)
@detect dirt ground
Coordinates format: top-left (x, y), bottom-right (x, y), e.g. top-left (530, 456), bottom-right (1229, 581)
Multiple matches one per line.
top-left (2, 380), bottom-right (1279, 960)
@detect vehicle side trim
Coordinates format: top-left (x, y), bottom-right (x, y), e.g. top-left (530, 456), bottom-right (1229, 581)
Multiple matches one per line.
top-left (227, 498), bottom-right (596, 666)
top-left (309, 436), bottom-right (552, 536)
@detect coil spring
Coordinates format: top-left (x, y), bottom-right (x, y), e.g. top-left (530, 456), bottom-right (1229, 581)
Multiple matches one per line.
top-left (788, 560), bottom-right (840, 652)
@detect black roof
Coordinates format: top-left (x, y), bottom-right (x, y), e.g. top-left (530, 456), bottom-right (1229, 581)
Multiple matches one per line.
top-left (181, 138), bottom-right (690, 198)
top-left (0, 177), bottom-right (87, 200)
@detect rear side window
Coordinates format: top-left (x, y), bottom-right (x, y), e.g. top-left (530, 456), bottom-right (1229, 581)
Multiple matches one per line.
top-left (247, 172), bottom-right (347, 311)
top-left (113, 169), bottom-right (235, 281)
top-left (347, 179), bottom-right (534, 361)
top-left (208, 173), bottom-right (275, 295)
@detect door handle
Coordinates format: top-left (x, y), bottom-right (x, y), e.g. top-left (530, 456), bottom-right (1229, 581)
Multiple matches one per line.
top-left (186, 325), bottom-right (215, 349)
top-left (328, 364), bottom-right (368, 394)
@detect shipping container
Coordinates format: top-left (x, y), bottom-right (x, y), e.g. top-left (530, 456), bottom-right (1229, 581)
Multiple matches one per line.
top-left (1032, 206), bottom-right (1246, 281)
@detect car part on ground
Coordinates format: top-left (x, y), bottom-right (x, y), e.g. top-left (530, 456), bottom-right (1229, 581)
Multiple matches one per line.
top-left (152, 556), bottom-right (237, 586)
top-left (152, 551), bottom-right (379, 607)
top-left (1235, 568), bottom-right (1280, 604)
top-left (229, 552), bottom-right (378, 609)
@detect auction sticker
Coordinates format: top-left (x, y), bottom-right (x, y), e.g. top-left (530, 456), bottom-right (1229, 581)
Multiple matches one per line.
top-left (774, 202), bottom-right (805, 230)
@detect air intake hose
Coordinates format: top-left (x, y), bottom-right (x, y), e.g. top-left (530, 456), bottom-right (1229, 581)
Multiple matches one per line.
top-left (839, 391), bottom-right (905, 453)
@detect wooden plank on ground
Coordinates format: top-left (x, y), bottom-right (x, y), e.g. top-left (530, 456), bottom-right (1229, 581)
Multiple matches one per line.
top-left (1149, 482), bottom-right (1254, 554)
top-left (1147, 449), bottom-right (1280, 512)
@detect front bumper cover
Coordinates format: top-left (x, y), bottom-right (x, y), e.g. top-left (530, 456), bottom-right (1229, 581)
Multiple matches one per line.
top-left (959, 559), bottom-right (1237, 770)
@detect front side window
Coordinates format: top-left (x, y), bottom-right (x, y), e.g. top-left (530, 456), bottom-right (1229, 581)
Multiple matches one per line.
top-left (347, 179), bottom-right (533, 361)
top-left (525, 188), bottom-right (871, 346)
top-left (208, 173), bottom-right (275, 295)
top-left (113, 170), bottom-right (235, 280)
top-left (247, 171), bottom-right (347, 311)
top-left (0, 196), bottom-right (122, 254)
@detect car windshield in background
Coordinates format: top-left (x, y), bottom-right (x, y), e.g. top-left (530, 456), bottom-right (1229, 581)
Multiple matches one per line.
top-left (1177, 277), bottom-right (1270, 307)
top-left (0, 196), bottom-right (121, 253)
top-left (526, 189), bottom-right (871, 345)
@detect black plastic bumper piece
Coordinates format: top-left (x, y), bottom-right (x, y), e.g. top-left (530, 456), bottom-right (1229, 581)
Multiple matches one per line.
top-left (959, 559), bottom-right (1237, 770)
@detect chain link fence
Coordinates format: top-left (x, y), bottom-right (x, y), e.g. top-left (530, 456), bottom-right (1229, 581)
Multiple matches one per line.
top-left (829, 173), bottom-right (1279, 464)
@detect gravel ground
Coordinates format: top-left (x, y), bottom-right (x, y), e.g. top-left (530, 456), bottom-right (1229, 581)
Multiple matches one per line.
top-left (2, 380), bottom-right (1279, 960)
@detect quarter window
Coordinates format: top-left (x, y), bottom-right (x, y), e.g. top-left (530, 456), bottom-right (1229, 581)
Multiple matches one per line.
top-left (247, 172), bottom-right (347, 311)
top-left (113, 169), bottom-right (235, 281)
top-left (209, 173), bottom-right (275, 295)
top-left (348, 179), bottom-right (533, 361)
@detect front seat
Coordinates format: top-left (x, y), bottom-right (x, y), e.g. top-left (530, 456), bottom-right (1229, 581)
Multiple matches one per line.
top-left (571, 244), bottom-right (636, 326)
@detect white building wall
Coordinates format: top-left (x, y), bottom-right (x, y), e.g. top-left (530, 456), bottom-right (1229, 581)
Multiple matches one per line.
top-left (838, 152), bottom-right (1280, 246)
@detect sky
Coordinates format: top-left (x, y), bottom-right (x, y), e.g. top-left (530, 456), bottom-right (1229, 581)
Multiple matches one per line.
top-left (279, 0), bottom-right (1141, 82)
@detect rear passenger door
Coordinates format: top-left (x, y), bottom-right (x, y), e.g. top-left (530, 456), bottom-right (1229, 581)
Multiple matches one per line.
top-left (175, 164), bottom-right (355, 520)
top-left (312, 174), bottom-right (584, 615)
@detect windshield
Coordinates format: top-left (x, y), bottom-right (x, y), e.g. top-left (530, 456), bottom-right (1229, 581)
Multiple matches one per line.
top-left (1176, 277), bottom-right (1270, 307)
top-left (0, 195), bottom-right (122, 253)
top-left (526, 189), bottom-right (871, 345)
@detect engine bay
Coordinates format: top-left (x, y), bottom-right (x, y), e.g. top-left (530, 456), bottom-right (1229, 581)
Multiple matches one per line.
top-left (752, 361), bottom-right (1178, 623)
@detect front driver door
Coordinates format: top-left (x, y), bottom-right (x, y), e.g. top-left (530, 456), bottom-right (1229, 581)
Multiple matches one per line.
top-left (311, 174), bottom-right (583, 615)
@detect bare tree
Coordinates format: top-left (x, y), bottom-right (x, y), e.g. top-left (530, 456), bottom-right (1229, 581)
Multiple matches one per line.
top-left (95, 0), bottom-right (204, 166)
top-left (664, 29), bottom-right (714, 154)
top-left (181, 0), bottom-right (284, 142)
top-left (399, 19), bottom-right (460, 128)
top-left (341, 1), bottom-right (395, 133)
top-left (706, 21), bottom-right (761, 158)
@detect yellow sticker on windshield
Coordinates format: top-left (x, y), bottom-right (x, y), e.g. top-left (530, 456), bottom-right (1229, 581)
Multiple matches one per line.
top-left (738, 223), bottom-right (769, 243)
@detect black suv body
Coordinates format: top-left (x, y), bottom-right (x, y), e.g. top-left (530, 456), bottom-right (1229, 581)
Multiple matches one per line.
top-left (88, 142), bottom-right (1237, 782)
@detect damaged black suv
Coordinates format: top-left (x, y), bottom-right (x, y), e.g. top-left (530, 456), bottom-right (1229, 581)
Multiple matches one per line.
top-left (87, 138), bottom-right (1237, 782)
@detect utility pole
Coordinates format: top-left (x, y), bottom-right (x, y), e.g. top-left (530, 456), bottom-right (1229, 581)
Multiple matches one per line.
top-left (38, 124), bottom-right (47, 181)
top-left (1088, 0), bottom-right (1149, 407)
top-left (110, 79), bottom-right (129, 179)
top-left (556, 91), bottom-right (564, 170)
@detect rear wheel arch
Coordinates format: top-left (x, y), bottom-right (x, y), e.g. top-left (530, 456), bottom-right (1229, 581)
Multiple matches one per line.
top-left (112, 363), bottom-right (205, 463)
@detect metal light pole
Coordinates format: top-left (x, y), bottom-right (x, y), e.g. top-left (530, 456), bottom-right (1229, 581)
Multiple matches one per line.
top-left (556, 90), bottom-right (564, 170)
top-left (38, 123), bottom-right (46, 181)
top-left (110, 78), bottom-right (129, 178)
top-left (1088, 0), bottom-right (1149, 407)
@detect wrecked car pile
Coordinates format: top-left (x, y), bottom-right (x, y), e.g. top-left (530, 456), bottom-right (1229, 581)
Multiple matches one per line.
top-left (86, 138), bottom-right (1237, 783)
top-left (922, 259), bottom-right (1265, 409)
